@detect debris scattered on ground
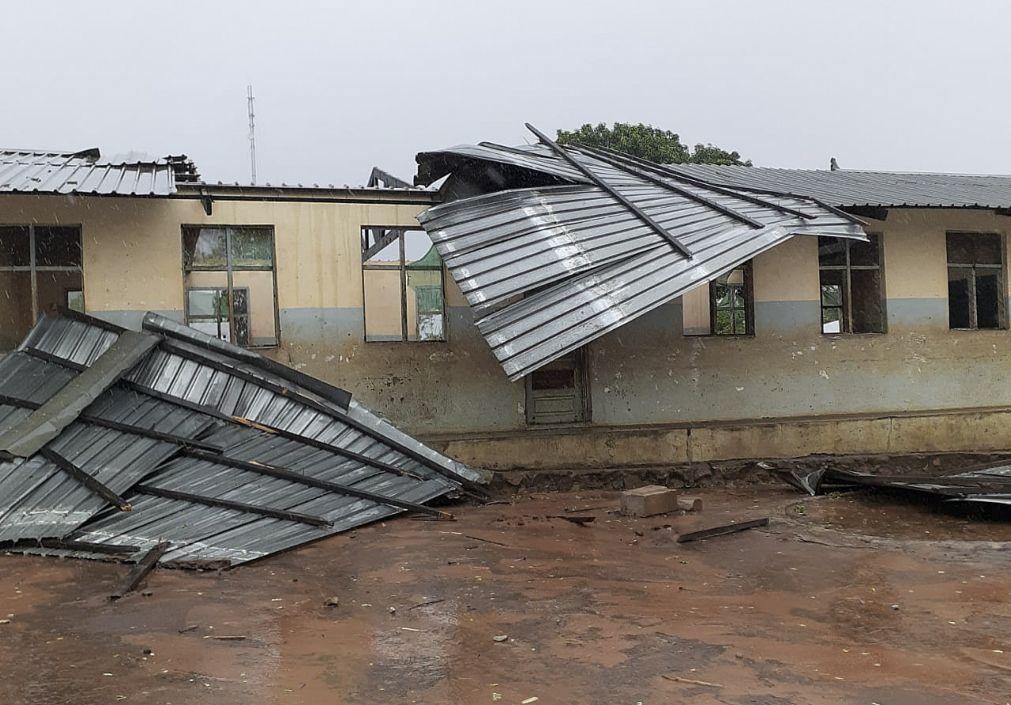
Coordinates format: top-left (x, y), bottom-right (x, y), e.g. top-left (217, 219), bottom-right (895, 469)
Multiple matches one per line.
top-left (177, 624), bottom-right (199, 634)
top-left (547, 515), bottom-right (595, 526)
top-left (661, 674), bottom-right (723, 687)
top-left (493, 634), bottom-right (509, 642)
top-left (324, 597), bottom-right (340, 608)
top-left (201, 635), bottom-right (247, 641)
top-left (0, 310), bottom-right (486, 573)
top-left (621, 485), bottom-right (680, 517)
top-left (677, 496), bottom-right (703, 513)
top-left (408, 598), bottom-right (445, 611)
top-left (776, 464), bottom-right (1011, 510)
top-left (676, 518), bottom-right (770, 544)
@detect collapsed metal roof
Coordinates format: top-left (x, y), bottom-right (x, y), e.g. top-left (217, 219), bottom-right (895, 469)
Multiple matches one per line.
top-left (779, 464), bottom-right (1011, 508)
top-left (0, 311), bottom-right (484, 568)
top-left (414, 125), bottom-right (867, 380)
top-left (666, 164), bottom-right (1011, 210)
top-left (0, 148), bottom-right (198, 197)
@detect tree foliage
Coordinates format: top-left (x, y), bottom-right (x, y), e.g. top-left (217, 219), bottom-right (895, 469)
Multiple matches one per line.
top-left (555, 122), bottom-right (751, 166)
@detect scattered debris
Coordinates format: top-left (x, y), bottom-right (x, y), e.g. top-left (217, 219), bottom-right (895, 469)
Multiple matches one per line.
top-left (522, 698), bottom-right (539, 704)
top-left (0, 311), bottom-right (486, 570)
top-left (109, 542), bottom-right (170, 600)
top-left (493, 634), bottom-right (509, 642)
top-left (777, 465), bottom-right (1011, 509)
top-left (676, 518), bottom-right (770, 544)
top-left (677, 496), bottom-right (703, 513)
top-left (661, 674), bottom-right (723, 688)
top-left (202, 635), bottom-right (247, 641)
top-left (177, 624), bottom-right (199, 634)
top-left (621, 485), bottom-right (680, 517)
top-left (462, 534), bottom-right (512, 548)
top-left (324, 597), bottom-right (340, 608)
top-left (408, 598), bottom-right (445, 611)
top-left (547, 515), bottom-right (595, 526)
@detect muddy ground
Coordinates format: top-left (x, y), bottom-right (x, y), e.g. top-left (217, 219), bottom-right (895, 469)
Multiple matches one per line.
top-left (0, 487), bottom-right (1009, 705)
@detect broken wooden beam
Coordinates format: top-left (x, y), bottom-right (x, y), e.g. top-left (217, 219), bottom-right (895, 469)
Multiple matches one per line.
top-left (110, 542), bottom-right (170, 599)
top-left (676, 518), bottom-right (769, 544)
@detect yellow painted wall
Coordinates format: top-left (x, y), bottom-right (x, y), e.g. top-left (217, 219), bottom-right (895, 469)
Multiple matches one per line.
top-left (753, 236), bottom-right (820, 302)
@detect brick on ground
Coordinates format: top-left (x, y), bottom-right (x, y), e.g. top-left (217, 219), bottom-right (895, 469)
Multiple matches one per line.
top-left (620, 485), bottom-right (680, 517)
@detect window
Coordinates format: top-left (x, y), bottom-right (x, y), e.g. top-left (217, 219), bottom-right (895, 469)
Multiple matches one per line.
top-left (0, 225), bottom-right (83, 350)
top-left (182, 226), bottom-right (278, 346)
top-left (947, 232), bottom-right (1004, 330)
top-left (682, 263), bottom-right (753, 336)
top-left (362, 226), bottom-right (446, 342)
top-left (818, 234), bottom-right (885, 334)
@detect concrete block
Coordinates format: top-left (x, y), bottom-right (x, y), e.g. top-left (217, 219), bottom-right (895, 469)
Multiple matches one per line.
top-left (621, 485), bottom-right (679, 517)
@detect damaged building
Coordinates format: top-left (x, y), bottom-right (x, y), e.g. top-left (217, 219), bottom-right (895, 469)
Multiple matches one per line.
top-left (4, 139), bottom-right (1011, 474)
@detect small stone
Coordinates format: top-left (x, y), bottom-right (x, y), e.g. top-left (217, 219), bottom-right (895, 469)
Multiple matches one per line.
top-left (324, 597), bottom-right (340, 608)
top-left (142, 648), bottom-right (153, 656)
top-left (890, 604), bottom-right (899, 610)
top-left (388, 606), bottom-right (396, 614)
top-left (493, 634), bottom-right (508, 642)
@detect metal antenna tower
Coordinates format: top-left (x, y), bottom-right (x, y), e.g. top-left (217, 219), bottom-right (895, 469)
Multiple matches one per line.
top-left (247, 85), bottom-right (257, 184)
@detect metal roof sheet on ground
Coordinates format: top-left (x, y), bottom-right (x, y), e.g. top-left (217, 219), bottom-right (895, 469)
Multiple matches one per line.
top-left (667, 164), bottom-right (1011, 209)
top-left (0, 310), bottom-right (484, 567)
top-left (415, 130), bottom-right (866, 380)
top-left (0, 148), bottom-right (194, 196)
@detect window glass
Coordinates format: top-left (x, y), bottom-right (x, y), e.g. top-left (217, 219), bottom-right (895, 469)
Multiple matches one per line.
top-left (183, 228), bottom-right (227, 268)
top-left (819, 235), bottom-right (884, 334)
top-left (849, 233), bottom-right (880, 266)
top-left (183, 227), bottom-right (277, 346)
top-left (947, 267), bottom-right (972, 329)
top-left (0, 226), bottom-right (30, 267)
top-left (818, 237), bottom-right (847, 266)
top-left (975, 270), bottom-right (1001, 329)
top-left (946, 233), bottom-right (1004, 329)
top-left (0, 225), bottom-right (82, 351)
top-left (230, 228), bottom-right (274, 268)
top-left (35, 227), bottom-right (82, 267)
top-left (363, 227), bottom-right (446, 342)
top-left (0, 271), bottom-right (33, 349)
top-left (850, 269), bottom-right (883, 333)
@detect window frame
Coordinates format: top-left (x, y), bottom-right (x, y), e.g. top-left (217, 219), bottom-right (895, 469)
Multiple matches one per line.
top-left (180, 225), bottom-right (280, 348)
top-left (708, 262), bottom-right (754, 336)
top-left (818, 233), bottom-right (887, 335)
top-left (0, 223), bottom-right (84, 322)
top-left (945, 231), bottom-right (1007, 331)
top-left (361, 225), bottom-right (447, 343)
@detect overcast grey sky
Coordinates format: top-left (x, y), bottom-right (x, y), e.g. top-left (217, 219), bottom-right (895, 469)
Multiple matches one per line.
top-left (5, 1), bottom-right (1009, 185)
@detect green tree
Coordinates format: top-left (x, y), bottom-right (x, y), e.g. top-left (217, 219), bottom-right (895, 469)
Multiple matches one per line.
top-left (555, 122), bottom-right (751, 166)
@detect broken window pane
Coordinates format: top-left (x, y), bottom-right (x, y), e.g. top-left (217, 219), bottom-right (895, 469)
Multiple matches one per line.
top-left (947, 267), bottom-right (972, 329)
top-left (183, 227), bottom-right (227, 269)
top-left (849, 234), bottom-right (880, 266)
top-left (822, 306), bottom-right (843, 334)
top-left (0, 226), bottom-right (30, 267)
top-left (818, 236), bottom-right (884, 334)
top-left (230, 228), bottom-right (274, 268)
top-left (183, 227), bottom-right (278, 346)
top-left (363, 227), bottom-right (446, 342)
top-left (65, 290), bottom-right (85, 313)
top-left (35, 227), bottom-right (82, 267)
top-left (818, 237), bottom-right (847, 266)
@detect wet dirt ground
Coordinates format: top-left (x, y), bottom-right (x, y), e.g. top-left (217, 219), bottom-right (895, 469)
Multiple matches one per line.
top-left (1, 487), bottom-right (1009, 705)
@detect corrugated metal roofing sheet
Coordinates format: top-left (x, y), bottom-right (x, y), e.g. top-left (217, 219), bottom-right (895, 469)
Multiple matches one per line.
top-left (415, 133), bottom-right (866, 380)
top-left (667, 164), bottom-right (1011, 209)
top-left (0, 310), bottom-right (484, 567)
top-left (0, 148), bottom-right (193, 196)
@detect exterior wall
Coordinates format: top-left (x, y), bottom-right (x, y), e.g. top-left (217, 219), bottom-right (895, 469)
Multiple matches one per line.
top-left (4, 194), bottom-right (1011, 468)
